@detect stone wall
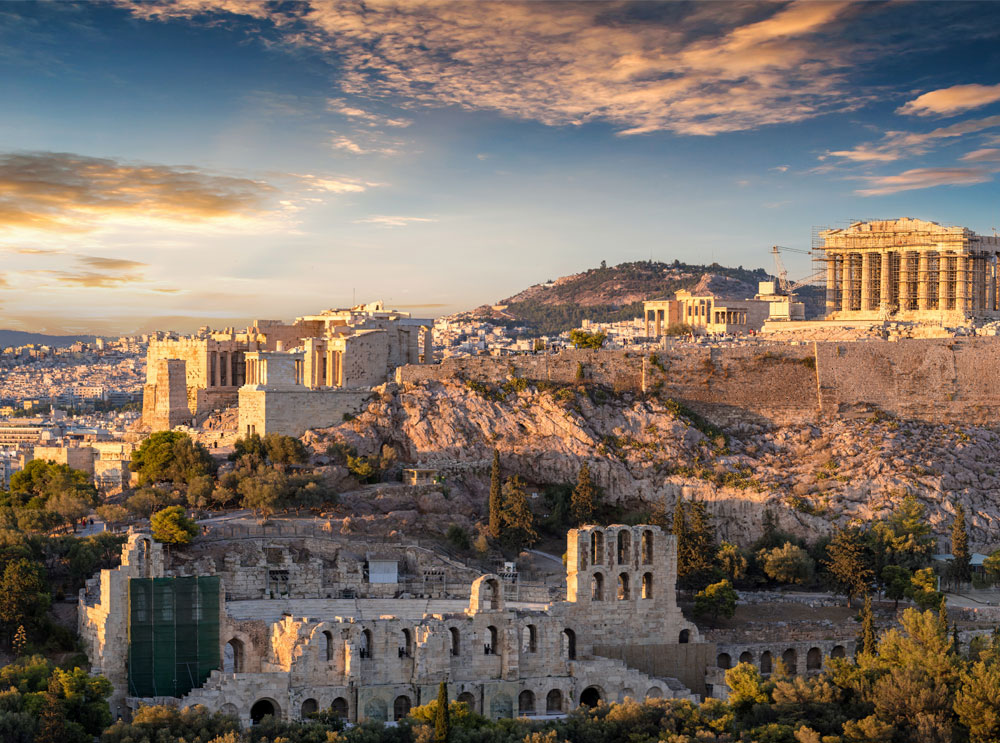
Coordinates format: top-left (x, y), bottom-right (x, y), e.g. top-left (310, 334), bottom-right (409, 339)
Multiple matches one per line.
top-left (397, 337), bottom-right (1000, 426)
top-left (238, 387), bottom-right (371, 438)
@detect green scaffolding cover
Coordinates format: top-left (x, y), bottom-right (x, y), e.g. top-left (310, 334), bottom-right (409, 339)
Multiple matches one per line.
top-left (127, 576), bottom-right (220, 698)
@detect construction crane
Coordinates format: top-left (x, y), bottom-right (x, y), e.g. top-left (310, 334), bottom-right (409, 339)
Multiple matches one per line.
top-left (770, 245), bottom-right (823, 296)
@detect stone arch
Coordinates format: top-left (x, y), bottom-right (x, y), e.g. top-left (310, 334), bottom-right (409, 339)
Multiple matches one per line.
top-left (617, 530), bottom-right (631, 564)
top-left (450, 627), bottom-right (461, 656)
top-left (401, 628), bottom-right (413, 658)
top-left (486, 625), bottom-right (499, 655)
top-left (617, 572), bottom-right (630, 600)
top-left (364, 698), bottom-right (387, 722)
top-left (250, 698), bottom-right (280, 725)
top-left (831, 645), bottom-right (846, 659)
top-left (580, 686), bottom-right (602, 708)
top-left (622, 687), bottom-right (635, 701)
top-left (739, 651), bottom-right (753, 665)
top-left (783, 648), bottom-right (797, 672)
top-left (522, 624), bottom-right (537, 653)
top-left (591, 530), bottom-right (604, 564)
top-left (717, 653), bottom-right (732, 669)
top-left (760, 651), bottom-right (773, 674)
top-left (470, 574), bottom-right (504, 612)
top-left (641, 572), bottom-right (653, 599)
top-left (545, 689), bottom-right (563, 713)
top-left (360, 628), bottom-right (373, 659)
top-left (645, 687), bottom-right (662, 699)
top-left (518, 689), bottom-right (535, 716)
top-left (807, 647), bottom-right (822, 671)
top-left (678, 629), bottom-right (690, 644)
top-left (330, 697), bottom-right (348, 718)
top-left (642, 529), bottom-right (654, 564)
top-left (457, 691), bottom-right (477, 712)
top-left (322, 630), bottom-right (334, 662)
top-left (301, 698), bottom-right (318, 718)
top-left (393, 695), bottom-right (411, 721)
top-left (490, 692), bottom-right (513, 719)
top-left (562, 628), bottom-right (576, 660)
top-left (591, 572), bottom-right (604, 601)
top-left (223, 638), bottom-right (244, 674)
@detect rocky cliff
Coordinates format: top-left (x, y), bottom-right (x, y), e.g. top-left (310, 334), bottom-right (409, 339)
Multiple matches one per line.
top-left (309, 378), bottom-right (1000, 550)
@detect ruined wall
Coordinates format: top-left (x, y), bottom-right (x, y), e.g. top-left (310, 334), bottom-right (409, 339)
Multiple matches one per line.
top-left (238, 387), bottom-right (372, 438)
top-left (142, 359), bottom-right (191, 431)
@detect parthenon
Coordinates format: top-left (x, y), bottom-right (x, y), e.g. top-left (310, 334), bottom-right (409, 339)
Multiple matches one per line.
top-left (819, 218), bottom-right (1000, 321)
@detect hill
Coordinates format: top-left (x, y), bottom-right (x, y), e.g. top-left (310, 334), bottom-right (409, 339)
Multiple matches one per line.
top-left (452, 260), bottom-right (823, 335)
top-left (0, 330), bottom-right (99, 348)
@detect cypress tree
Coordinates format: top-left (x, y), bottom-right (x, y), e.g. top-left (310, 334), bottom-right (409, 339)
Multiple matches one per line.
top-left (434, 680), bottom-right (450, 743)
top-left (570, 463), bottom-right (598, 526)
top-left (488, 449), bottom-right (502, 539)
top-left (500, 476), bottom-right (538, 552)
top-left (860, 594), bottom-right (876, 656)
top-left (938, 596), bottom-right (949, 638)
top-left (952, 623), bottom-right (961, 656)
top-left (673, 500), bottom-right (689, 577)
top-left (951, 501), bottom-right (971, 587)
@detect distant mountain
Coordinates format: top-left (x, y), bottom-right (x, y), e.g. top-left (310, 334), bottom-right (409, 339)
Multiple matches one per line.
top-left (452, 260), bottom-right (824, 335)
top-left (0, 330), bottom-right (99, 348)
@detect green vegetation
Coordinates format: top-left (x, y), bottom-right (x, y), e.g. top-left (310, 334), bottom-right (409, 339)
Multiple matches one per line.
top-left (2, 460), bottom-right (99, 533)
top-left (569, 462), bottom-right (600, 526)
top-left (568, 329), bottom-right (606, 349)
top-left (498, 476), bottom-right (537, 552)
top-left (694, 579), bottom-right (737, 621)
top-left (150, 506), bottom-right (198, 545)
top-left (488, 449), bottom-right (502, 539)
top-left (130, 431), bottom-right (215, 487)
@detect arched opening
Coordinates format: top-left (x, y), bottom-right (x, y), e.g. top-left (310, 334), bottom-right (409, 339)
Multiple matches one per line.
top-left (717, 653), bottom-right (732, 670)
top-left (739, 651), bottom-right (753, 665)
top-left (485, 578), bottom-right (501, 610)
top-left (490, 693), bottom-right (513, 719)
top-left (807, 647), bottom-right (822, 671)
top-left (591, 572), bottom-right (604, 601)
top-left (360, 629), bottom-right (373, 659)
top-left (617, 573), bottom-right (630, 600)
top-left (457, 691), bottom-right (476, 712)
top-left (617, 530), bottom-right (631, 564)
top-left (223, 638), bottom-right (244, 673)
top-left (760, 651), bottom-right (773, 675)
top-left (393, 695), bottom-right (411, 721)
top-left (546, 689), bottom-right (563, 713)
top-left (831, 645), bottom-right (846, 659)
top-left (518, 690), bottom-right (535, 716)
top-left (678, 629), bottom-right (690, 644)
top-left (301, 699), bottom-right (318, 718)
top-left (580, 686), bottom-right (602, 708)
top-left (400, 628), bottom-right (413, 658)
top-left (591, 531), bottom-right (604, 564)
top-left (622, 687), bottom-right (635, 701)
top-left (450, 627), bottom-right (460, 656)
top-left (250, 699), bottom-right (278, 725)
top-left (364, 699), bottom-right (387, 722)
top-left (645, 687), bottom-right (662, 699)
top-left (783, 648), bottom-right (797, 673)
top-left (642, 530), bottom-right (654, 564)
top-left (330, 697), bottom-right (348, 718)
top-left (522, 624), bottom-right (537, 653)
top-left (562, 628), bottom-right (576, 660)
top-left (486, 625), bottom-right (498, 655)
top-left (641, 572), bottom-right (653, 599)
top-left (322, 630), bottom-right (334, 662)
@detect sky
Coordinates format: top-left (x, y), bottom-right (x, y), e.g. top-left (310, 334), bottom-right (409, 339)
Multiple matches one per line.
top-left (1, 0), bottom-right (1000, 334)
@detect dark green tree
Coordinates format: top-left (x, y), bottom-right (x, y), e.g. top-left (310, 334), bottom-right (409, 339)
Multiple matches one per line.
top-left (0, 559), bottom-right (50, 647)
top-left (150, 506), bottom-right (199, 545)
top-left (434, 680), bottom-right (450, 743)
top-left (488, 449), bottom-right (502, 539)
top-left (570, 462), bottom-right (599, 526)
top-left (674, 500), bottom-right (716, 587)
top-left (130, 431), bottom-right (214, 486)
top-left (823, 526), bottom-right (873, 607)
top-left (859, 594), bottom-right (877, 656)
top-left (568, 329), bottom-right (606, 349)
top-left (950, 501), bottom-right (971, 587)
top-left (694, 579), bottom-right (737, 622)
top-left (500, 476), bottom-right (537, 552)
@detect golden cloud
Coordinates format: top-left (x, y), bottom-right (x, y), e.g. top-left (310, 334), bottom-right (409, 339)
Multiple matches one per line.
top-left (118, 0), bottom-right (863, 136)
top-left (826, 115), bottom-right (1000, 163)
top-left (856, 166), bottom-right (997, 196)
top-left (0, 151), bottom-right (275, 232)
top-left (898, 84), bottom-right (1000, 118)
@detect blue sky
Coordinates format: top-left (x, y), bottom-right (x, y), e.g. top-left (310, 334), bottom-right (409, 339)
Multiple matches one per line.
top-left (1, 0), bottom-right (999, 334)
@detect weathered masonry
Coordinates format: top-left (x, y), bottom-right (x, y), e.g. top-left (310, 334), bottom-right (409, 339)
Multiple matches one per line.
top-left (819, 218), bottom-right (1000, 321)
top-left (80, 525), bottom-right (706, 726)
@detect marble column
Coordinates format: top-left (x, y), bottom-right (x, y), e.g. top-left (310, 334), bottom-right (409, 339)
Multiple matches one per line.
top-left (826, 252), bottom-right (838, 315)
top-left (917, 253), bottom-right (929, 310)
top-left (991, 255), bottom-right (998, 313)
top-left (899, 253), bottom-right (910, 311)
top-left (860, 252), bottom-right (873, 311)
top-left (938, 254), bottom-right (950, 311)
top-left (880, 250), bottom-right (891, 309)
top-left (841, 254), bottom-right (852, 312)
top-left (957, 254), bottom-right (969, 313)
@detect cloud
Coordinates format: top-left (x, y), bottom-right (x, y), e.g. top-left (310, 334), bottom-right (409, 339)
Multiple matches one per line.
top-left (330, 133), bottom-right (403, 156)
top-left (770, 165), bottom-right (789, 173)
top-left (898, 83), bottom-right (1000, 117)
top-left (116, 0), bottom-right (868, 137)
top-left (855, 166), bottom-right (997, 196)
top-left (960, 148), bottom-right (1000, 163)
top-left (0, 151), bottom-right (275, 233)
top-left (327, 98), bottom-right (411, 128)
top-left (296, 173), bottom-right (381, 193)
top-left (354, 215), bottom-right (437, 228)
top-left (825, 115), bottom-right (1000, 162)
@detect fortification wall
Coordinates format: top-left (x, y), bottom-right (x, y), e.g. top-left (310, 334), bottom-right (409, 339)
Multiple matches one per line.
top-left (396, 337), bottom-right (1000, 426)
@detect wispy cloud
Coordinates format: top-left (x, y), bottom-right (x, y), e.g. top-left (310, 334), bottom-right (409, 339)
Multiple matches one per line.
top-left (960, 148), bottom-right (1000, 163)
top-left (297, 173), bottom-right (381, 193)
top-left (898, 83), bottom-right (1000, 118)
top-left (825, 115), bottom-right (1000, 163)
top-left (855, 166), bottom-right (998, 196)
top-left (117, 0), bottom-right (869, 137)
top-left (354, 215), bottom-right (437, 228)
top-left (0, 151), bottom-right (275, 232)
top-left (327, 98), bottom-right (411, 128)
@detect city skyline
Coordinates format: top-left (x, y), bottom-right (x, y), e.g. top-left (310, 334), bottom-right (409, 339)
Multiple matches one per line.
top-left (2, 0), bottom-right (1000, 334)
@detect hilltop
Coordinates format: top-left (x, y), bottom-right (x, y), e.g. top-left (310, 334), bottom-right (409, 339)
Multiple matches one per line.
top-left (0, 330), bottom-right (99, 348)
top-left (451, 260), bottom-right (823, 335)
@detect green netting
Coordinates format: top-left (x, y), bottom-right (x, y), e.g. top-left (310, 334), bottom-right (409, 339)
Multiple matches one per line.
top-left (127, 576), bottom-right (221, 698)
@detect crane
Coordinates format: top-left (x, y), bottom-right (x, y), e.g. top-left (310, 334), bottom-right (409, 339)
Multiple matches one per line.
top-left (770, 245), bottom-right (820, 296)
